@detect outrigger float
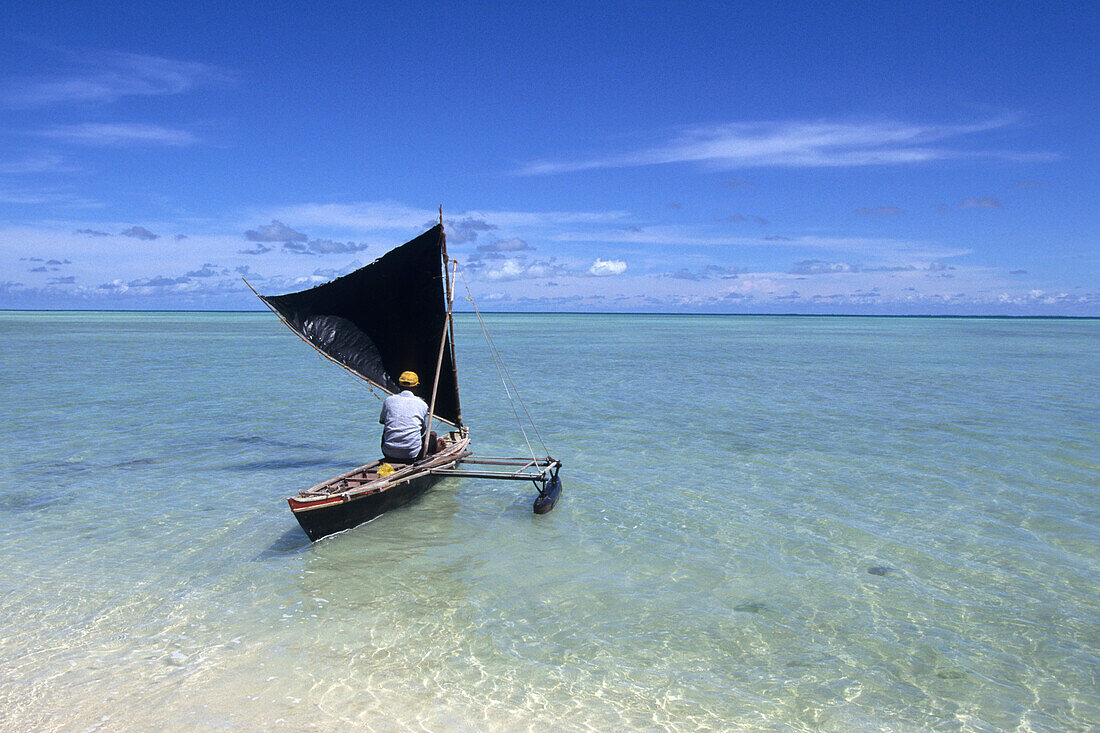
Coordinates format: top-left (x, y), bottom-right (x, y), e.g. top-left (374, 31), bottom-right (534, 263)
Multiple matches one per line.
top-left (249, 213), bottom-right (562, 541)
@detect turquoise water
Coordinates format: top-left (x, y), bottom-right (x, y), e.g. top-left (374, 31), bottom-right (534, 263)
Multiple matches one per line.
top-left (1, 311), bottom-right (1097, 731)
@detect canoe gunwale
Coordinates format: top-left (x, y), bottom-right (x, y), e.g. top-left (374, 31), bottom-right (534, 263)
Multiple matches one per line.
top-left (288, 430), bottom-right (470, 513)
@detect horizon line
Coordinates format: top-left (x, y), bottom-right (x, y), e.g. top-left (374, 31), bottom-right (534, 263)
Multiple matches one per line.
top-left (0, 308), bottom-right (1096, 320)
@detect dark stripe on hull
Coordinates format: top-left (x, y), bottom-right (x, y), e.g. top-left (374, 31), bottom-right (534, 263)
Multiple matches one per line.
top-left (291, 473), bottom-right (442, 541)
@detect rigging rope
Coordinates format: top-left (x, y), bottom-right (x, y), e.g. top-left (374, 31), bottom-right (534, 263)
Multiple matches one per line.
top-left (459, 270), bottom-right (550, 461)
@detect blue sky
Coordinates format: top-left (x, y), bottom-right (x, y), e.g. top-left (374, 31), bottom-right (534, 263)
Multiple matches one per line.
top-left (1, 1), bottom-right (1097, 314)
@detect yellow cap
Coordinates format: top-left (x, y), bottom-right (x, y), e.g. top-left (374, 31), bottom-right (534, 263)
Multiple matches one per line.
top-left (398, 371), bottom-right (419, 387)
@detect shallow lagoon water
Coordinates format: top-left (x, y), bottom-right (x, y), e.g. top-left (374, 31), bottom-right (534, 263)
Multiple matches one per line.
top-left (1, 312), bottom-right (1097, 731)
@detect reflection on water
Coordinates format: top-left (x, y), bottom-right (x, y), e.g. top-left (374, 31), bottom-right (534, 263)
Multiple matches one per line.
top-left (221, 434), bottom-right (336, 452)
top-left (0, 312), bottom-right (1097, 731)
top-left (258, 528), bottom-right (315, 559)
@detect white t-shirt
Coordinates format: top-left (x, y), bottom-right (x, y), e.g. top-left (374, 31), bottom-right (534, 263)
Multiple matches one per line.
top-left (378, 389), bottom-right (428, 460)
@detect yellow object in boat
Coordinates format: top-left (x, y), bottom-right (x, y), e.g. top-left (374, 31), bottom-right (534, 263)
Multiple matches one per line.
top-left (377, 463), bottom-right (395, 477)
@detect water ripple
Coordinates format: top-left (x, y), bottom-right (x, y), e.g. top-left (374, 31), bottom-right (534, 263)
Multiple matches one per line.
top-left (0, 313), bottom-right (1097, 731)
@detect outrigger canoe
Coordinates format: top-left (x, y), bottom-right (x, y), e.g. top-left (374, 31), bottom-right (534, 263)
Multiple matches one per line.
top-left (249, 214), bottom-right (562, 540)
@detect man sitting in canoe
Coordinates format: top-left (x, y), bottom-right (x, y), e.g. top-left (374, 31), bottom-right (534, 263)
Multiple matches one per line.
top-left (379, 371), bottom-right (439, 463)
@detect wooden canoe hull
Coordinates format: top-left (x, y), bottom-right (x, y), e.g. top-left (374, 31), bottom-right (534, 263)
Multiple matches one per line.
top-left (287, 430), bottom-right (469, 541)
top-left (289, 470), bottom-right (443, 541)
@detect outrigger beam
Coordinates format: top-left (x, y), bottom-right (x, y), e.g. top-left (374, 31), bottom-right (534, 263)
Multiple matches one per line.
top-left (429, 456), bottom-right (561, 482)
top-left (430, 455), bottom-right (563, 513)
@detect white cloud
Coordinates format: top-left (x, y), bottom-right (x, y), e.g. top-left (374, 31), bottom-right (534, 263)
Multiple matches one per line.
top-left (519, 117), bottom-right (1052, 174)
top-left (0, 196), bottom-right (1091, 315)
top-left (258, 202), bottom-right (630, 234)
top-left (790, 260), bottom-right (858, 275)
top-left (588, 258), bottom-right (627, 276)
top-left (482, 259), bottom-right (528, 281)
top-left (551, 226), bottom-right (970, 262)
top-left (33, 123), bottom-right (199, 147)
top-left (0, 154), bottom-right (74, 174)
top-left (0, 188), bottom-right (101, 207)
top-left (120, 225), bottom-right (159, 241)
top-left (259, 201), bottom-right (437, 232)
top-left (445, 217), bottom-right (496, 243)
top-left (477, 238), bottom-right (533, 253)
top-left (245, 220), bottom-right (308, 243)
top-left (957, 197), bottom-right (1003, 209)
top-left (855, 206), bottom-right (902, 216)
top-left (476, 257), bottom-right (565, 282)
top-left (241, 220), bottom-right (369, 255)
top-left (475, 210), bottom-right (631, 228)
top-left (1, 50), bottom-right (230, 108)
top-left (185, 264), bottom-right (223, 278)
top-left (283, 239), bottom-right (369, 255)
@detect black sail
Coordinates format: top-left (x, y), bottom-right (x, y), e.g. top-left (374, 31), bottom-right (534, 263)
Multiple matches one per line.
top-left (259, 224), bottom-right (462, 427)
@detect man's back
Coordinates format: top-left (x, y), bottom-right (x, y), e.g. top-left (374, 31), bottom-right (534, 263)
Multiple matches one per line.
top-left (379, 389), bottom-right (428, 461)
